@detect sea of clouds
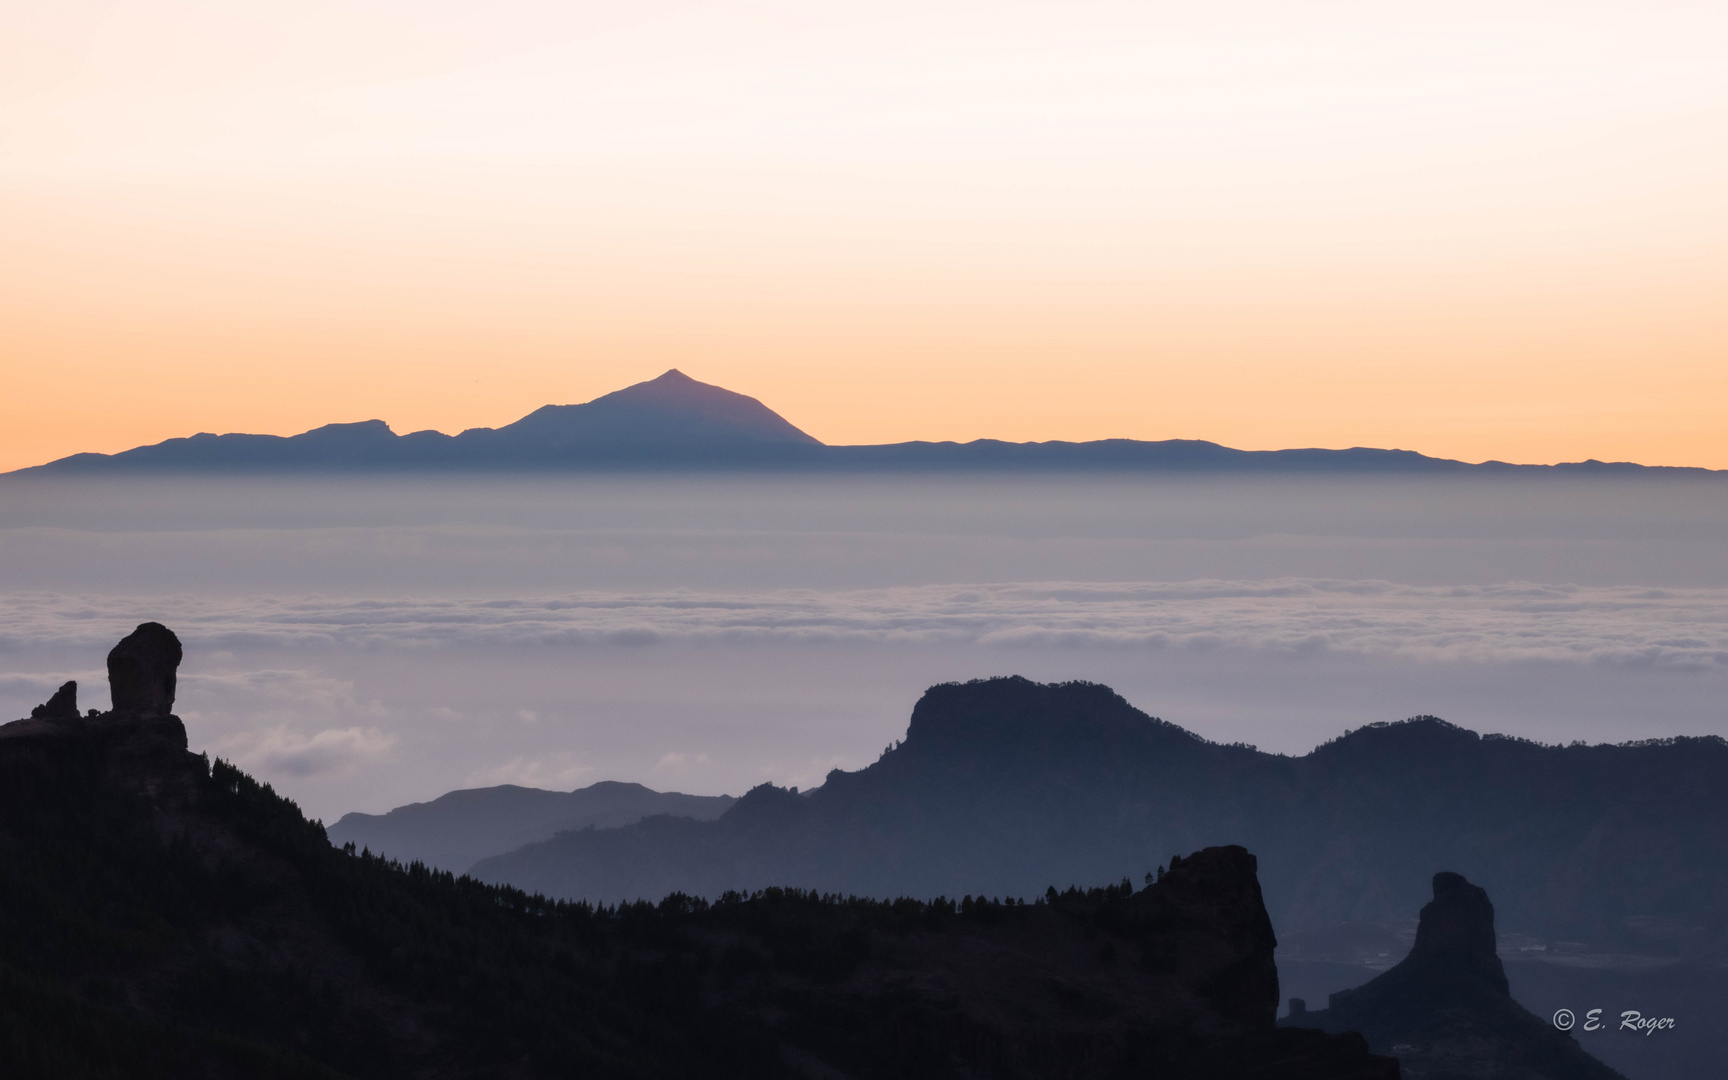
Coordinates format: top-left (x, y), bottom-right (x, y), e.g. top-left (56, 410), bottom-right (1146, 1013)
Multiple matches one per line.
top-left (4, 472), bottom-right (1724, 818)
top-left (5, 577), bottom-right (1726, 819)
top-left (3, 579), bottom-right (1725, 670)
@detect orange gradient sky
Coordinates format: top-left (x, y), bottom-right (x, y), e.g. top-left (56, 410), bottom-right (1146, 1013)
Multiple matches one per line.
top-left (4, 0), bottom-right (1726, 471)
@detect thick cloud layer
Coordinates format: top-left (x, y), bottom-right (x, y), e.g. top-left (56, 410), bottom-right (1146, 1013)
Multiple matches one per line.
top-left (3, 580), bottom-right (1724, 670)
top-left (4, 473), bottom-right (1724, 819)
top-left (4, 579), bottom-right (1726, 821)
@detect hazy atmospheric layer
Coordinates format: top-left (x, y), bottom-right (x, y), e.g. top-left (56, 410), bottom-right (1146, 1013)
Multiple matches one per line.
top-left (1, 472), bottom-right (1723, 821)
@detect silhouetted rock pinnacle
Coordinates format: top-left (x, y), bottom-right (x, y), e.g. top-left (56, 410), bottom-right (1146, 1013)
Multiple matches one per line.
top-left (1284, 871), bottom-right (1624, 1079)
top-left (29, 680), bottom-right (78, 721)
top-left (106, 622), bottom-right (182, 716)
top-left (1407, 871), bottom-right (1508, 992)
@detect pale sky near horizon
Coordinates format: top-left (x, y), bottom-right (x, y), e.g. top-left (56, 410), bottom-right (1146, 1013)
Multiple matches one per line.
top-left (4, 0), bottom-right (1727, 472)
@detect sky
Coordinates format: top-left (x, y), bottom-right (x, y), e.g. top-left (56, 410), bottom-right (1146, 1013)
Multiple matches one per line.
top-left (4, 0), bottom-right (1728, 472)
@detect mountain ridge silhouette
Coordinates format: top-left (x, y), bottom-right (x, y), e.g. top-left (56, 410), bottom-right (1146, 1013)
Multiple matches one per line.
top-left (468, 678), bottom-right (1728, 967)
top-left (12, 370), bottom-right (1722, 475)
top-left (328, 778), bottom-right (735, 874)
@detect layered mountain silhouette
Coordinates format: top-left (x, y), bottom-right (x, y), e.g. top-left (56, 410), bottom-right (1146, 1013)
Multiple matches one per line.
top-left (469, 678), bottom-right (1728, 967)
top-left (18, 370), bottom-right (825, 473)
top-left (0, 624), bottom-right (1401, 1079)
top-left (1284, 872), bottom-right (1626, 1080)
top-left (328, 780), bottom-right (734, 874)
top-left (12, 369), bottom-right (1719, 475)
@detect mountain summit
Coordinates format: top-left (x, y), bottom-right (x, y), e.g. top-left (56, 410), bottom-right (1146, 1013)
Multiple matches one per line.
top-left (474, 369), bottom-right (822, 449)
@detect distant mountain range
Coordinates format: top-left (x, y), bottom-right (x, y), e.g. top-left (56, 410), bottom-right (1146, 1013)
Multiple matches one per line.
top-left (468, 678), bottom-right (1728, 969)
top-left (13, 369), bottom-right (1721, 475)
top-left (328, 780), bottom-right (734, 874)
top-left (447, 678), bottom-right (1724, 1079)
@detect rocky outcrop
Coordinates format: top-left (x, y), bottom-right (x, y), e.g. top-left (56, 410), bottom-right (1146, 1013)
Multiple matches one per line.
top-left (1134, 846), bottom-right (1281, 1027)
top-left (106, 621), bottom-right (182, 716)
top-left (29, 680), bottom-right (78, 721)
top-left (4, 626), bottom-right (190, 797)
top-left (1406, 872), bottom-right (1509, 989)
top-left (707, 844), bottom-right (1399, 1079)
top-left (1282, 872), bottom-right (1624, 1079)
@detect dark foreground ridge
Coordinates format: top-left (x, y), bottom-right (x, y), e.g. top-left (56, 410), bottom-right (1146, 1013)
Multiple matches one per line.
top-left (1284, 873), bottom-right (1626, 1080)
top-left (10, 370), bottom-right (1721, 475)
top-left (0, 625), bottom-right (1396, 1079)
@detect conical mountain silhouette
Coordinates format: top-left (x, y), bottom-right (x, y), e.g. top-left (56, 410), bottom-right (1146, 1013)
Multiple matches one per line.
top-left (478, 369), bottom-right (822, 448)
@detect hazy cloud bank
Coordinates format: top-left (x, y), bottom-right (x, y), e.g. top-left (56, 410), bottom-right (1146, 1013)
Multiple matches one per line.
top-left (215, 725), bottom-right (399, 779)
top-left (7, 476), bottom-right (1724, 818)
top-left (2, 579), bottom-right (1724, 671)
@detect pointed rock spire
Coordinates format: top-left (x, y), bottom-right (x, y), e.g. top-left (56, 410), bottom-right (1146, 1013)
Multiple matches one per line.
top-left (1282, 871), bottom-right (1626, 1079)
top-left (30, 681), bottom-right (78, 722)
top-left (1409, 869), bottom-right (1508, 991)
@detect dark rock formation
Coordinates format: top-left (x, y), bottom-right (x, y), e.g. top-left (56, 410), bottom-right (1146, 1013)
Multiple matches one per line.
top-left (1407, 872), bottom-right (1508, 989)
top-left (1282, 872), bottom-right (1625, 1079)
top-left (694, 844), bottom-right (1400, 1079)
top-left (106, 621), bottom-right (182, 716)
top-left (29, 680), bottom-right (78, 721)
top-left (1139, 846), bottom-right (1281, 1027)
